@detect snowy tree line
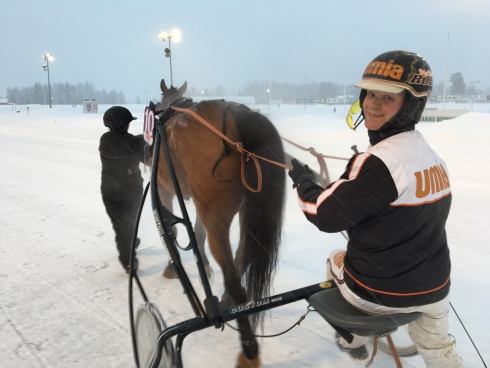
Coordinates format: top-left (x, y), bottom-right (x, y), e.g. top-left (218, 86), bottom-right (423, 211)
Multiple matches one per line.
top-left (185, 80), bottom-right (349, 103)
top-left (6, 81), bottom-right (126, 105)
top-left (185, 72), bottom-right (489, 104)
top-left (6, 72), bottom-right (487, 106)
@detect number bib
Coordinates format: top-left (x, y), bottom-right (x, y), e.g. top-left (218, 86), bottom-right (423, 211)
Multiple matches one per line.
top-left (143, 106), bottom-right (155, 146)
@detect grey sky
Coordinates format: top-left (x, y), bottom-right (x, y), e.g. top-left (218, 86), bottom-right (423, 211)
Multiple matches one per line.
top-left (1, 0), bottom-right (489, 101)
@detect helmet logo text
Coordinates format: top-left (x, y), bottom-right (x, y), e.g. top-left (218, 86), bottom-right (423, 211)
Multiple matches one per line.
top-left (363, 60), bottom-right (404, 80)
top-left (414, 164), bottom-right (450, 198)
top-left (408, 69), bottom-right (433, 87)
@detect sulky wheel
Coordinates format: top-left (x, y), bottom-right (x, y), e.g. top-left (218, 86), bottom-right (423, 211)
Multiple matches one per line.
top-left (135, 302), bottom-right (175, 368)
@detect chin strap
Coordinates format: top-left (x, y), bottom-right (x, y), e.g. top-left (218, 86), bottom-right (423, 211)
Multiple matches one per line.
top-left (352, 115), bottom-right (364, 130)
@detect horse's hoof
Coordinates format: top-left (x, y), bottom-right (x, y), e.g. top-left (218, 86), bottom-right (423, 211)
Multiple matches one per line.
top-left (162, 264), bottom-right (178, 279)
top-left (219, 291), bottom-right (235, 309)
top-left (236, 352), bottom-right (260, 368)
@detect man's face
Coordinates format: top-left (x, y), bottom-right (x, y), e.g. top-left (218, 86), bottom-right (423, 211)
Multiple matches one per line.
top-left (363, 90), bottom-right (405, 130)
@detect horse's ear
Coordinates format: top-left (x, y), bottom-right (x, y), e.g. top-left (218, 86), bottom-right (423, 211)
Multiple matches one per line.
top-left (160, 79), bottom-right (168, 93)
top-left (178, 81), bottom-right (187, 96)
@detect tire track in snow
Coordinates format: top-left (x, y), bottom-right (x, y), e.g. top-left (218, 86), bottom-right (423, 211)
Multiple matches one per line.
top-left (0, 303), bottom-right (48, 367)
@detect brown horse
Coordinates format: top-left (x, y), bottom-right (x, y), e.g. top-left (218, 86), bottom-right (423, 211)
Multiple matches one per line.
top-left (154, 79), bottom-right (286, 367)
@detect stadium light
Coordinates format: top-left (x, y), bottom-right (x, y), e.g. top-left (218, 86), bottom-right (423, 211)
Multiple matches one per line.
top-left (159, 29), bottom-right (182, 87)
top-left (42, 53), bottom-right (54, 108)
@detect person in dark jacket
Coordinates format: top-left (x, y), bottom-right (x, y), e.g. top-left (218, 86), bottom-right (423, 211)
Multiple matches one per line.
top-left (289, 51), bottom-right (464, 367)
top-left (99, 106), bottom-right (146, 273)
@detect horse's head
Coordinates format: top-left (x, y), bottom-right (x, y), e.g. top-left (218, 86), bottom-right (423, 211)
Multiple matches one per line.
top-left (157, 79), bottom-right (187, 111)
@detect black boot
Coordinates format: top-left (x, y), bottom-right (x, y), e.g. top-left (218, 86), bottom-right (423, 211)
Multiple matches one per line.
top-left (335, 332), bottom-right (369, 361)
top-left (119, 255), bottom-right (138, 274)
top-left (125, 258), bottom-right (139, 274)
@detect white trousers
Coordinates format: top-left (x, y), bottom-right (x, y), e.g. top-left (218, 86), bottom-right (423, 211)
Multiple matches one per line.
top-left (327, 249), bottom-right (465, 368)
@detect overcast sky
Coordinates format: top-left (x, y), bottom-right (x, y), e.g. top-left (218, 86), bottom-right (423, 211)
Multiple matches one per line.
top-left (1, 0), bottom-right (489, 101)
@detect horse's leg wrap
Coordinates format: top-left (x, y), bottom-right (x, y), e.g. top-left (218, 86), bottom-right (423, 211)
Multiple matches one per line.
top-left (240, 338), bottom-right (259, 359)
top-left (236, 352), bottom-right (260, 368)
top-left (237, 318), bottom-right (259, 360)
top-left (162, 262), bottom-right (178, 279)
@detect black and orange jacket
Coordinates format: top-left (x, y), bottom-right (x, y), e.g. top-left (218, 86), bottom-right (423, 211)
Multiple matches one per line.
top-left (295, 130), bottom-right (452, 307)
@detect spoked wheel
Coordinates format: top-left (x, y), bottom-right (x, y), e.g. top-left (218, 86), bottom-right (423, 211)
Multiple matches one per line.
top-left (135, 302), bottom-right (175, 368)
top-left (375, 325), bottom-right (418, 357)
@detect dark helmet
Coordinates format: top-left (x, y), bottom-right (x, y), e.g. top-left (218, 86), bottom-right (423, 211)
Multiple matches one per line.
top-left (356, 50), bottom-right (432, 125)
top-left (103, 106), bottom-right (137, 131)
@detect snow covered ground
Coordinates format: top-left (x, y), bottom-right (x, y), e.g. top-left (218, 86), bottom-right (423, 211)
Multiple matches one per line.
top-left (1, 101), bottom-right (489, 367)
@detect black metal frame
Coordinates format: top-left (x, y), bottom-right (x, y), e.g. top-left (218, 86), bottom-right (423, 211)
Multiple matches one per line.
top-left (128, 110), bottom-right (333, 368)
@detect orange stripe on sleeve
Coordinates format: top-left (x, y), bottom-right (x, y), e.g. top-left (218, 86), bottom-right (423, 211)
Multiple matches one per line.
top-left (348, 153), bottom-right (370, 179)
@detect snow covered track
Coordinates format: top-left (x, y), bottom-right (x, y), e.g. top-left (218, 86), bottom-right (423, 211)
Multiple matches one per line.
top-left (1, 104), bottom-right (489, 367)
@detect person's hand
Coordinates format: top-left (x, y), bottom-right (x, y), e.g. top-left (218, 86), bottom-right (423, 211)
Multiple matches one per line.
top-left (288, 159), bottom-right (316, 189)
top-left (144, 144), bottom-right (153, 165)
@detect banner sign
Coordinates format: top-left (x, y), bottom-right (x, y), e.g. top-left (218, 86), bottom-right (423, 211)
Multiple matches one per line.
top-left (420, 108), bottom-right (468, 123)
top-left (83, 101), bottom-right (98, 113)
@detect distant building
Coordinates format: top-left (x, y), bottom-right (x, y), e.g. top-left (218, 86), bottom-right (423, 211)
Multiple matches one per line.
top-left (433, 95), bottom-right (489, 103)
top-left (189, 96), bottom-right (256, 105)
top-left (324, 96), bottom-right (357, 105)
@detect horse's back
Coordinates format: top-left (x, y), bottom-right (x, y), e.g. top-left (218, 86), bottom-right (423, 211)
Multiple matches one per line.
top-left (156, 100), bottom-right (243, 205)
top-left (156, 98), bottom-right (284, 209)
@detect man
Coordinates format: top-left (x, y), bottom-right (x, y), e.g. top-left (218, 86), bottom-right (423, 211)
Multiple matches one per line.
top-left (99, 106), bottom-right (145, 273)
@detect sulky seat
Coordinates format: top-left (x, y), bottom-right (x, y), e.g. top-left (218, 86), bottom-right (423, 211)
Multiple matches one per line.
top-left (309, 287), bottom-right (421, 367)
top-left (309, 287), bottom-right (421, 338)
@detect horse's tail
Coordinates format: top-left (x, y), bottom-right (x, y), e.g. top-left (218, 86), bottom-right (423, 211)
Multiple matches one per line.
top-left (232, 106), bottom-right (286, 330)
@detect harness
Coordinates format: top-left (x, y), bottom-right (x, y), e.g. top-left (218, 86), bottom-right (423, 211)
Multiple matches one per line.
top-left (155, 98), bottom-right (233, 183)
top-left (210, 100), bottom-right (232, 182)
top-left (153, 99), bottom-right (292, 193)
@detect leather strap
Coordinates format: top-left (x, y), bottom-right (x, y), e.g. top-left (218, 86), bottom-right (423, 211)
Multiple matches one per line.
top-left (170, 106), bottom-right (292, 193)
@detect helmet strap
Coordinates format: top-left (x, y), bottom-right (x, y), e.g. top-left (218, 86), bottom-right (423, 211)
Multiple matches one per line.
top-left (352, 115), bottom-right (364, 130)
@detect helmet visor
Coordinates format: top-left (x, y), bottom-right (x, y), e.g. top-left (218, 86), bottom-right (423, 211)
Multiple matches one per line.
top-left (346, 100), bottom-right (362, 131)
top-left (356, 79), bottom-right (405, 94)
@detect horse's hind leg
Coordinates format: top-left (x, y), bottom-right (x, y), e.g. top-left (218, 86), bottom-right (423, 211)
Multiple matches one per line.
top-left (218, 242), bottom-right (248, 308)
top-left (233, 239), bottom-right (248, 280)
top-left (219, 226), bottom-right (249, 305)
top-left (195, 214), bottom-right (212, 281)
top-left (203, 218), bottom-right (260, 367)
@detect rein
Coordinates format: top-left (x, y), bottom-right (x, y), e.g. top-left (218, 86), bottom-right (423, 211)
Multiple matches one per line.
top-left (170, 105), bottom-right (293, 193)
top-left (281, 136), bottom-right (351, 188)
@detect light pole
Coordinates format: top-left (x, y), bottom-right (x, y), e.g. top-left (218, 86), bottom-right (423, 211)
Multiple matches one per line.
top-left (304, 76), bottom-right (307, 109)
top-left (470, 80), bottom-right (480, 109)
top-left (442, 33), bottom-right (450, 109)
top-left (159, 29), bottom-right (182, 87)
top-left (42, 53), bottom-right (54, 108)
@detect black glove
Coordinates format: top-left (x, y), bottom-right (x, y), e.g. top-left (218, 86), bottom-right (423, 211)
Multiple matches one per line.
top-left (288, 159), bottom-right (316, 189)
top-left (144, 144), bottom-right (152, 163)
